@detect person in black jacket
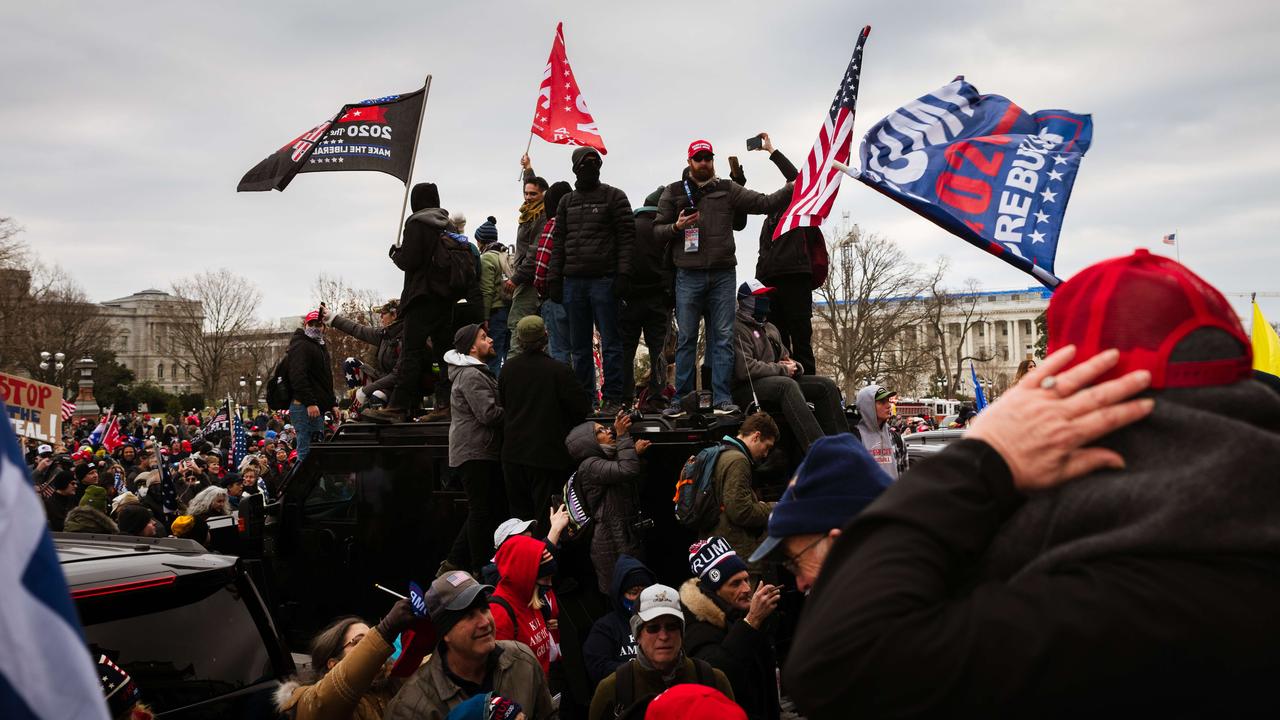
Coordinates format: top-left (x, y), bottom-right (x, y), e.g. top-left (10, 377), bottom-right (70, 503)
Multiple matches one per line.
top-left (620, 187), bottom-right (674, 412)
top-left (365, 183), bottom-right (458, 424)
top-left (548, 147), bottom-right (635, 414)
top-left (330, 299), bottom-right (402, 405)
top-left (497, 315), bottom-right (591, 530)
top-left (751, 133), bottom-right (817, 375)
top-left (286, 310), bottom-right (336, 461)
top-left (681, 537), bottom-right (781, 720)
top-left (583, 554), bottom-right (655, 687)
top-left (784, 252), bottom-right (1280, 717)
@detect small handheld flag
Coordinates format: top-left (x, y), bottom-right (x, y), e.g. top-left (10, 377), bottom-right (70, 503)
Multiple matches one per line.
top-left (970, 362), bottom-right (988, 411)
top-left (409, 581), bottom-right (427, 617)
top-left (529, 23), bottom-right (607, 154)
top-left (1162, 233), bottom-right (1177, 245)
top-left (1252, 302), bottom-right (1280, 380)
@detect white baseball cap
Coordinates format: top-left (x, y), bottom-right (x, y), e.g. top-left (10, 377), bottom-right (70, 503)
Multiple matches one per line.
top-left (493, 518), bottom-right (536, 550)
top-left (37, 444), bottom-right (53, 455)
top-left (634, 584), bottom-right (684, 625)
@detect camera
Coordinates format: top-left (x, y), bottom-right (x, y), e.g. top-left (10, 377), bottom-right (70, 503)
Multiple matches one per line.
top-left (627, 405), bottom-right (644, 423)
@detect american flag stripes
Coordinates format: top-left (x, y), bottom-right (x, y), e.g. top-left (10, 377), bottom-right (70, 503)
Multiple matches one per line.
top-left (60, 400), bottom-right (76, 422)
top-left (230, 406), bottom-right (248, 471)
top-left (772, 25), bottom-right (871, 240)
top-left (1163, 232), bottom-right (1177, 245)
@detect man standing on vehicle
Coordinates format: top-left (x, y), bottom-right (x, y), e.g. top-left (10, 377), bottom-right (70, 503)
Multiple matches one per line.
top-left (385, 571), bottom-right (556, 719)
top-left (547, 147), bottom-right (635, 414)
top-left (853, 386), bottom-right (901, 481)
top-left (507, 155), bottom-right (549, 358)
top-left (287, 310), bottom-right (336, 461)
top-left (655, 140), bottom-right (793, 418)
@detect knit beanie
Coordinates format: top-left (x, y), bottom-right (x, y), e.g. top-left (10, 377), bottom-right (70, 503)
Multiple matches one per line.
top-left (80, 485), bottom-right (108, 513)
top-left (453, 323), bottom-right (483, 354)
top-left (75, 463), bottom-right (97, 482)
top-left (474, 216), bottom-right (499, 246)
top-left (50, 469), bottom-right (75, 491)
top-left (515, 315), bottom-right (547, 348)
top-left (571, 146), bottom-right (602, 172)
top-left (688, 536), bottom-right (748, 592)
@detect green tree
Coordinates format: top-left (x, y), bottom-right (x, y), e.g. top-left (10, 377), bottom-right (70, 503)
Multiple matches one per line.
top-left (129, 381), bottom-right (176, 413)
top-left (1034, 311), bottom-right (1047, 359)
top-left (89, 350), bottom-right (136, 410)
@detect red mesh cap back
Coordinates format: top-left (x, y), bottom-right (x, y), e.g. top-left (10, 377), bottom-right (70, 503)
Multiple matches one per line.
top-left (1047, 249), bottom-right (1250, 389)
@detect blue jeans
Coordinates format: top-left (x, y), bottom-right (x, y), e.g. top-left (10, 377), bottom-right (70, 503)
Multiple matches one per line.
top-left (486, 306), bottom-right (510, 376)
top-left (563, 276), bottom-right (623, 402)
top-left (541, 299), bottom-right (572, 364)
top-left (288, 402), bottom-right (325, 461)
top-left (675, 268), bottom-right (736, 404)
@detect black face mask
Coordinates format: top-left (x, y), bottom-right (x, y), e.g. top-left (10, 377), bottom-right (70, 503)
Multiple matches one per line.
top-left (574, 160), bottom-right (601, 190)
top-left (751, 295), bottom-right (771, 322)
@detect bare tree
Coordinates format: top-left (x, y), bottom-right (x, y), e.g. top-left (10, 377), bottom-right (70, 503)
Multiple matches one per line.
top-left (920, 277), bottom-right (995, 399)
top-left (170, 269), bottom-right (261, 397)
top-left (0, 217), bottom-right (27, 270)
top-left (812, 225), bottom-right (937, 398)
top-left (312, 273), bottom-right (384, 393)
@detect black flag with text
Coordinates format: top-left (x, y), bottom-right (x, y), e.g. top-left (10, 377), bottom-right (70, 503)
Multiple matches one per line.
top-left (237, 87), bottom-right (425, 192)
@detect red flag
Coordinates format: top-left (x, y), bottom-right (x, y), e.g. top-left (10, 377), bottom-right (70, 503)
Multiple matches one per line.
top-left (102, 417), bottom-right (124, 453)
top-left (529, 22), bottom-right (606, 154)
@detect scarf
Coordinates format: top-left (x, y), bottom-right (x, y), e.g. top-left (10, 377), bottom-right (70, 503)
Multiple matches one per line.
top-left (519, 198), bottom-right (544, 225)
top-left (304, 326), bottom-right (325, 344)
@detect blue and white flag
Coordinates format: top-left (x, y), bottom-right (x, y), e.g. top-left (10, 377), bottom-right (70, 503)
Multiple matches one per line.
top-left (970, 362), bottom-right (988, 411)
top-left (230, 407), bottom-right (248, 471)
top-left (0, 400), bottom-right (110, 719)
top-left (858, 78), bottom-right (1092, 288)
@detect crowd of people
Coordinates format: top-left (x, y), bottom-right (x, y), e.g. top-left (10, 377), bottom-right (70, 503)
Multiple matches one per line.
top-left (21, 134), bottom-right (1280, 718)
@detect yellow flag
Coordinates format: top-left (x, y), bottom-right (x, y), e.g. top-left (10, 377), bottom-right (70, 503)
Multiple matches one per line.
top-left (1251, 302), bottom-right (1280, 375)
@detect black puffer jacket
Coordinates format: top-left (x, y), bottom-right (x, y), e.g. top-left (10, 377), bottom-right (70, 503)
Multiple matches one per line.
top-left (754, 151), bottom-right (816, 281)
top-left (627, 210), bottom-right (673, 301)
top-left (286, 329), bottom-right (335, 408)
top-left (548, 183), bottom-right (634, 281)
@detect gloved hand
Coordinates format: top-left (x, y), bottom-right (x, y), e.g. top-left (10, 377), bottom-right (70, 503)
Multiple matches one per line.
top-left (612, 275), bottom-right (631, 298)
top-left (355, 387), bottom-right (367, 404)
top-left (548, 280), bottom-right (564, 304)
top-left (375, 598), bottom-right (416, 643)
top-left (729, 162), bottom-right (747, 186)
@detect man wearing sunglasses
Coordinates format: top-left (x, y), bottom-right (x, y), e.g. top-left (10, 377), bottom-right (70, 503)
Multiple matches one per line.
top-left (588, 584), bottom-right (733, 720)
top-left (748, 434), bottom-right (891, 593)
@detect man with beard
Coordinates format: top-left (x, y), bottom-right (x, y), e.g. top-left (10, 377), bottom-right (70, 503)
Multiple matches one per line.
top-left (507, 155), bottom-right (549, 358)
top-left (656, 140), bottom-right (793, 419)
top-left (681, 537), bottom-right (781, 720)
top-left (385, 572), bottom-right (555, 719)
top-left (547, 147), bottom-right (635, 414)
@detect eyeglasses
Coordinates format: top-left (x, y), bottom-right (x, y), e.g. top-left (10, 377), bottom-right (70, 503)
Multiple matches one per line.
top-left (690, 154), bottom-right (713, 163)
top-left (641, 620), bottom-right (682, 635)
top-left (782, 535), bottom-right (827, 575)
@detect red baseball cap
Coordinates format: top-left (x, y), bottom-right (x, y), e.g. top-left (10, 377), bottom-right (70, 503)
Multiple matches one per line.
top-left (646, 684), bottom-right (745, 720)
top-left (687, 139), bottom-right (714, 159)
top-left (304, 310), bottom-right (322, 324)
top-left (1046, 249), bottom-right (1250, 389)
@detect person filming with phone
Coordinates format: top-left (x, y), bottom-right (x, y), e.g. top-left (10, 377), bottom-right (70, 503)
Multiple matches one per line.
top-left (655, 139), bottom-right (793, 420)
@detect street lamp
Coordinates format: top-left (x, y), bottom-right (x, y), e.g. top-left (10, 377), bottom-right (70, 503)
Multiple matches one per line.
top-left (39, 351), bottom-right (66, 384)
top-left (254, 375), bottom-right (262, 409)
top-left (238, 375), bottom-right (247, 407)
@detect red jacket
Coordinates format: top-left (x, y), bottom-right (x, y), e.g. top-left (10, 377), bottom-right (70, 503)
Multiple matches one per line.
top-left (490, 535), bottom-right (554, 675)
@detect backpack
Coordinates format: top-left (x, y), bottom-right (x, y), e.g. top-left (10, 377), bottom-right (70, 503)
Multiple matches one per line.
top-left (265, 355), bottom-right (292, 411)
top-left (808, 231), bottom-right (830, 289)
top-left (428, 233), bottom-right (479, 301)
top-left (672, 440), bottom-right (731, 529)
top-left (614, 657), bottom-right (716, 717)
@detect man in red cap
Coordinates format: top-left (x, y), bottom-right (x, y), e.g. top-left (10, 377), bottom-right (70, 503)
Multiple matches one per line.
top-left (785, 250), bottom-right (1280, 716)
top-left (284, 309), bottom-right (336, 460)
top-left (655, 140), bottom-right (793, 418)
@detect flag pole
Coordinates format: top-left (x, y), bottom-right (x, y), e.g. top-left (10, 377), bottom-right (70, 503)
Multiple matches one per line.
top-left (1175, 227), bottom-right (1181, 264)
top-left (520, 132), bottom-right (534, 182)
top-left (393, 75), bottom-right (434, 248)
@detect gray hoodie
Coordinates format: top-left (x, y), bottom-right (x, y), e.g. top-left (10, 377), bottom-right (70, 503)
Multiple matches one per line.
top-left (446, 349), bottom-right (502, 467)
top-left (854, 385), bottom-right (898, 481)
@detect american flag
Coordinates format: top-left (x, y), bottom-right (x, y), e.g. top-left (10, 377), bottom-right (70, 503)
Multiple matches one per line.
top-left (154, 442), bottom-right (178, 521)
top-left (60, 400), bottom-right (76, 422)
top-left (1162, 232), bottom-right (1177, 245)
top-left (772, 25), bottom-right (871, 240)
top-left (230, 405), bottom-right (248, 471)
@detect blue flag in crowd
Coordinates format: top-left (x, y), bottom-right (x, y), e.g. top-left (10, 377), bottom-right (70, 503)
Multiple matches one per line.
top-left (970, 362), bottom-right (988, 411)
top-left (858, 78), bottom-right (1092, 288)
top-left (0, 400), bottom-right (110, 719)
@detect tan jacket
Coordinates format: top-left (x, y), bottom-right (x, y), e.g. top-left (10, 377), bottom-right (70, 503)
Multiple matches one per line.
top-left (383, 640), bottom-right (556, 720)
top-left (276, 630), bottom-right (395, 720)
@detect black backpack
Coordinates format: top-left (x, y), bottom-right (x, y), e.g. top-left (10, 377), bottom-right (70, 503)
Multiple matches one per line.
top-left (613, 657), bottom-right (717, 717)
top-left (673, 440), bottom-right (732, 529)
top-left (427, 233), bottom-right (478, 301)
top-left (265, 355), bottom-right (292, 411)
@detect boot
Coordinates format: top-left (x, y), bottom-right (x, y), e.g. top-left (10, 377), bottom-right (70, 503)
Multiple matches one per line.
top-left (422, 406), bottom-right (451, 422)
top-left (362, 406), bottom-right (407, 424)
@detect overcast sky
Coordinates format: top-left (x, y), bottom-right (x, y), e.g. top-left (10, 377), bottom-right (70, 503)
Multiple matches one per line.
top-left (3, 1), bottom-right (1279, 322)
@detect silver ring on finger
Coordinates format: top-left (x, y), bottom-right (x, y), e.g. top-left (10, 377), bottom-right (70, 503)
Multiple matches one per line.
top-left (1039, 375), bottom-right (1058, 391)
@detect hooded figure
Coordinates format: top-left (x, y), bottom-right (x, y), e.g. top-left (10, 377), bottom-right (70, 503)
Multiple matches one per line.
top-left (853, 385), bottom-right (899, 481)
top-left (63, 486), bottom-right (120, 534)
top-left (490, 535), bottom-right (555, 676)
top-left (583, 554), bottom-right (655, 685)
top-left (565, 420), bottom-right (643, 595)
top-left (444, 345), bottom-right (503, 469)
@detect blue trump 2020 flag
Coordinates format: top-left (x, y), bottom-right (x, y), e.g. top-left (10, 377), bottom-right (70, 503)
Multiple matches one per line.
top-left (0, 400), bottom-right (110, 719)
top-left (970, 362), bottom-right (988, 412)
top-left (858, 78), bottom-right (1092, 288)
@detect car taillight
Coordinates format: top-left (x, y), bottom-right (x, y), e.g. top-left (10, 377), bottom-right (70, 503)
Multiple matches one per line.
top-left (71, 575), bottom-right (176, 599)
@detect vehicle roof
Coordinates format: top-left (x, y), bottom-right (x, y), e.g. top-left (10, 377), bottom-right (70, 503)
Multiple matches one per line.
top-left (54, 533), bottom-right (235, 589)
